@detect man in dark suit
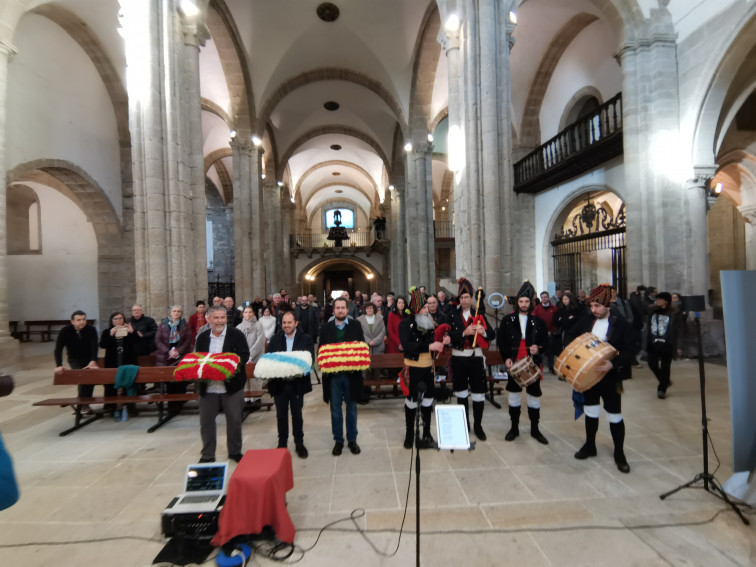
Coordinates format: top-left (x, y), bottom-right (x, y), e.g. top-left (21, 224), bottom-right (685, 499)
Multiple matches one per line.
top-left (319, 297), bottom-right (366, 456)
top-left (566, 284), bottom-right (634, 473)
top-left (267, 311), bottom-right (314, 458)
top-left (194, 305), bottom-right (250, 463)
top-left (294, 295), bottom-right (320, 344)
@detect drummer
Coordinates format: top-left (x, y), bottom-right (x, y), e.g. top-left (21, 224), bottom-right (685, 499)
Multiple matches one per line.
top-left (497, 281), bottom-right (549, 444)
top-left (565, 284), bottom-right (634, 473)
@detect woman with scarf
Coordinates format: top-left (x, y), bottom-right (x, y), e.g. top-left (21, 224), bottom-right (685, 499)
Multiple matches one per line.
top-left (237, 305), bottom-right (266, 363)
top-left (156, 305), bottom-right (194, 414)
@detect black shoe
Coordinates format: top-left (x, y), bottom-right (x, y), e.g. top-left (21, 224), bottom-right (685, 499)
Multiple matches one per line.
top-left (277, 442), bottom-right (287, 449)
top-left (199, 456), bottom-right (215, 463)
top-left (295, 445), bottom-right (309, 459)
top-left (474, 425), bottom-right (487, 441)
top-left (415, 433), bottom-right (436, 450)
top-left (332, 442), bottom-right (343, 456)
top-left (348, 441), bottom-right (361, 454)
top-left (531, 430), bottom-right (549, 445)
top-left (229, 453), bottom-right (243, 463)
top-left (504, 427), bottom-right (519, 442)
top-left (574, 445), bottom-right (597, 459)
top-left (657, 390), bottom-right (666, 399)
top-left (614, 451), bottom-right (630, 473)
top-left (403, 435), bottom-right (413, 450)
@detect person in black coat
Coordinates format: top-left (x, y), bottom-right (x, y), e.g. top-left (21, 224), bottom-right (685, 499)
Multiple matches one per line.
top-left (266, 312), bottom-right (314, 458)
top-left (194, 305), bottom-right (250, 463)
top-left (99, 311), bottom-right (138, 417)
top-left (54, 310), bottom-right (99, 410)
top-left (318, 297), bottom-right (366, 456)
top-left (646, 291), bottom-right (679, 399)
top-left (128, 305), bottom-right (158, 356)
top-left (565, 284), bottom-right (634, 474)
top-left (294, 296), bottom-right (320, 343)
top-left (497, 282), bottom-right (549, 444)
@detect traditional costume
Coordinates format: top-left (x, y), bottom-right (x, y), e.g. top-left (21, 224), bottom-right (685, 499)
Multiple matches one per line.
top-left (497, 281), bottom-right (549, 444)
top-left (567, 284), bottom-right (633, 473)
top-left (448, 278), bottom-right (495, 440)
top-left (398, 287), bottom-right (439, 449)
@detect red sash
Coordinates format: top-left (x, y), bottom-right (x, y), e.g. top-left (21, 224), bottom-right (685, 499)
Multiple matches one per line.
top-left (463, 315), bottom-right (489, 350)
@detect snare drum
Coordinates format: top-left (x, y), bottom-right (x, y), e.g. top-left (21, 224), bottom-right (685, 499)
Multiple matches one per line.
top-left (555, 333), bottom-right (618, 392)
top-left (508, 356), bottom-right (541, 387)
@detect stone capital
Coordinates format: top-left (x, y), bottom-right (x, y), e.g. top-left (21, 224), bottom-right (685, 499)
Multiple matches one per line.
top-left (0, 39), bottom-right (18, 61)
top-left (229, 138), bottom-right (253, 154)
top-left (181, 21), bottom-right (210, 48)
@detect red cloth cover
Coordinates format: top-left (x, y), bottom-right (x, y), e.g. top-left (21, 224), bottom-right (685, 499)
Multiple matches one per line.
top-left (212, 449), bottom-right (295, 546)
top-left (316, 341), bottom-right (370, 373)
top-left (173, 352), bottom-right (240, 382)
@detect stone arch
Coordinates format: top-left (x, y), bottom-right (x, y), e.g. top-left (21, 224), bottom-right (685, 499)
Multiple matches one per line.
top-left (257, 67), bottom-right (408, 139)
top-left (206, 0), bottom-right (255, 134)
top-left (8, 159), bottom-right (126, 327)
top-left (430, 108), bottom-right (448, 134)
top-left (408, 2), bottom-right (441, 137)
top-left (541, 184), bottom-right (626, 292)
top-left (519, 13), bottom-right (600, 149)
top-left (557, 86), bottom-right (604, 132)
top-left (298, 257), bottom-right (385, 295)
top-left (201, 98), bottom-right (232, 125)
top-left (692, 4), bottom-right (756, 167)
top-left (303, 181), bottom-right (378, 214)
top-left (278, 126), bottom-right (391, 175)
top-left (295, 160), bottom-right (380, 202)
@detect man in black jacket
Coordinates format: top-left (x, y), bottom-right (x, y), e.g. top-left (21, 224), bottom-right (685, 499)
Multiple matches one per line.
top-left (319, 297), bottom-right (366, 456)
top-left (497, 281), bottom-right (549, 444)
top-left (646, 291), bottom-right (678, 399)
top-left (566, 284), bottom-right (633, 473)
top-left (194, 305), bottom-right (250, 463)
top-left (128, 305), bottom-right (157, 356)
top-left (54, 310), bottom-right (99, 410)
top-left (295, 295), bottom-right (320, 343)
top-left (267, 312), bottom-right (314, 458)
top-left (448, 278), bottom-right (495, 441)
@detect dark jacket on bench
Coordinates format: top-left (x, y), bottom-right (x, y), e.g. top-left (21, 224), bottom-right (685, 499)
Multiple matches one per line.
top-left (194, 326), bottom-right (250, 396)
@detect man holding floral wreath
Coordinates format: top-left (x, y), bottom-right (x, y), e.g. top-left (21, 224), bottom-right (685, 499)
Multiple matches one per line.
top-left (195, 305), bottom-right (250, 463)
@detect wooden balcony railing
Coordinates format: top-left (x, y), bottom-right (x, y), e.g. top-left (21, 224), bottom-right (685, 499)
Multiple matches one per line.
top-left (514, 93), bottom-right (623, 194)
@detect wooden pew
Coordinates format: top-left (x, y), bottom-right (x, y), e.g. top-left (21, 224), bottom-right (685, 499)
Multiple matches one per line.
top-left (22, 319), bottom-right (96, 342)
top-left (34, 363), bottom-right (271, 436)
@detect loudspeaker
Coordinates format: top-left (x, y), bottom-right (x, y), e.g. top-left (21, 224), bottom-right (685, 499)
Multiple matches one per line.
top-left (681, 295), bottom-right (705, 312)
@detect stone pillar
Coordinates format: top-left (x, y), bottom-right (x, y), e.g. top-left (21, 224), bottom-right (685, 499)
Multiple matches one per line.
top-left (687, 170), bottom-right (714, 296)
top-left (181, 14), bottom-right (209, 303)
top-left (231, 138), bottom-right (252, 300)
top-left (251, 148), bottom-right (265, 295)
top-left (619, 6), bottom-right (697, 293)
top-left (443, 0), bottom-right (515, 291)
top-left (262, 180), bottom-right (279, 293)
top-left (0, 39), bottom-right (20, 363)
top-left (282, 198), bottom-right (294, 293)
top-left (404, 153), bottom-right (419, 286)
top-left (125, 0), bottom-right (207, 315)
top-left (739, 205), bottom-right (756, 270)
top-left (390, 184), bottom-right (407, 294)
top-left (414, 141), bottom-right (436, 289)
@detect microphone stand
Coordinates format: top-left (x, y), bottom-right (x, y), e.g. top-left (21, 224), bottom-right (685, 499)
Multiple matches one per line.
top-left (415, 382), bottom-right (426, 567)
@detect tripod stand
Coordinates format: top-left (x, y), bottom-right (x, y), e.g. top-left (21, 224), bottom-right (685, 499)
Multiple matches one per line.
top-left (659, 313), bottom-right (749, 525)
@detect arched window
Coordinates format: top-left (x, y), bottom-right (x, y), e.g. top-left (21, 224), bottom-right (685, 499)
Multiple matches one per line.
top-left (6, 185), bottom-right (41, 254)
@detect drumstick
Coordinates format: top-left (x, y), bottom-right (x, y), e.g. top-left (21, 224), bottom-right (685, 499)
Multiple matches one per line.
top-left (472, 287), bottom-right (483, 349)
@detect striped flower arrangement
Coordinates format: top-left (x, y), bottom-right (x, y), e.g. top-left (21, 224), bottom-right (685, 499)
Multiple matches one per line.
top-left (254, 351), bottom-right (313, 380)
top-left (317, 341), bottom-right (371, 373)
top-left (174, 352), bottom-right (241, 382)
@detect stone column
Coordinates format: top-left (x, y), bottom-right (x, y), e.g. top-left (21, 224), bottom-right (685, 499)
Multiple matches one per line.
top-left (181, 14), bottom-right (209, 303)
top-left (262, 180), bottom-right (279, 293)
top-left (390, 184), bottom-right (407, 294)
top-left (739, 205), bottom-right (756, 270)
top-left (231, 138), bottom-right (253, 300)
top-left (404, 152), bottom-right (419, 286)
top-left (414, 140), bottom-right (436, 289)
top-left (0, 39), bottom-right (20, 363)
top-left (250, 148), bottom-right (265, 295)
top-left (125, 0), bottom-right (207, 315)
top-left (443, 0), bottom-right (515, 291)
top-left (687, 170), bottom-right (715, 296)
top-left (281, 198), bottom-right (294, 292)
top-left (619, 5), bottom-right (698, 293)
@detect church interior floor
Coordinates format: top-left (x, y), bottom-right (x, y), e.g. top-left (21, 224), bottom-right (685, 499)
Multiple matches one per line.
top-left (1, 342), bottom-right (753, 566)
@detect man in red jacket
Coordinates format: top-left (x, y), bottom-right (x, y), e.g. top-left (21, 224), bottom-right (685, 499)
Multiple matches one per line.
top-left (533, 291), bottom-right (558, 374)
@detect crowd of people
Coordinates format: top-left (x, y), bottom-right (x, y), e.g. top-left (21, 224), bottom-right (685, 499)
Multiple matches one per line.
top-left (52, 279), bottom-right (688, 471)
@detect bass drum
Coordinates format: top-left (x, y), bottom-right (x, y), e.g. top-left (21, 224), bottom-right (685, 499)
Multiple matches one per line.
top-left (555, 333), bottom-right (618, 392)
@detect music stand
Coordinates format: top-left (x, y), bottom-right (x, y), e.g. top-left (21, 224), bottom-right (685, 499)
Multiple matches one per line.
top-left (659, 295), bottom-right (749, 525)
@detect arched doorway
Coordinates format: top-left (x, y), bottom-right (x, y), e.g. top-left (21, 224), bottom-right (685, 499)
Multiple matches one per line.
top-left (298, 258), bottom-right (384, 307)
top-left (550, 190), bottom-right (627, 297)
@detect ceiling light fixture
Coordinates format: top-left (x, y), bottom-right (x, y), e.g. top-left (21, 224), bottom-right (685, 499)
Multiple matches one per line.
top-left (330, 144), bottom-right (342, 150)
top-left (229, 129), bottom-right (236, 138)
top-left (388, 184), bottom-right (395, 191)
top-left (179, 0), bottom-right (199, 17)
top-left (404, 143), bottom-right (413, 153)
top-left (332, 172), bottom-right (341, 176)
top-left (324, 101), bottom-right (340, 111)
top-left (316, 2), bottom-right (340, 22)
top-left (277, 181), bottom-right (284, 187)
top-left (509, 11), bottom-right (517, 24)
top-left (252, 135), bottom-right (262, 146)
top-left (444, 14), bottom-right (460, 33)
top-left (427, 133), bottom-right (434, 143)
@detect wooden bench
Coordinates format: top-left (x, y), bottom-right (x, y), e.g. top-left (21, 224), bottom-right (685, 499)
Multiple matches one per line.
top-left (9, 321), bottom-right (22, 340)
top-left (34, 364), bottom-right (272, 436)
top-left (22, 319), bottom-right (96, 342)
